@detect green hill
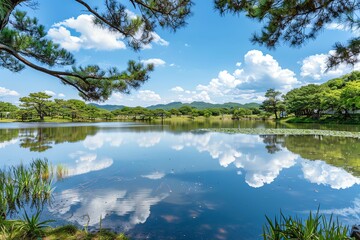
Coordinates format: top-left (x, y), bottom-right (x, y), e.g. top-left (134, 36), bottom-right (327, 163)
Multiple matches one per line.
top-left (88, 103), bottom-right (125, 111)
top-left (147, 101), bottom-right (260, 110)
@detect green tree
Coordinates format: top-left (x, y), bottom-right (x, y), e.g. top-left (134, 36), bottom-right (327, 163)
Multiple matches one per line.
top-left (261, 89), bottom-right (282, 119)
top-left (340, 81), bottom-right (360, 116)
top-left (19, 92), bottom-right (52, 120)
top-left (0, 101), bottom-right (18, 119)
top-left (179, 105), bottom-right (192, 115)
top-left (215, 0), bottom-right (359, 68)
top-left (0, 0), bottom-right (191, 101)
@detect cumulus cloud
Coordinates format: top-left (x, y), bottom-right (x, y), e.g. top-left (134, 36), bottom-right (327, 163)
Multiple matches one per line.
top-left (0, 87), bottom-right (19, 97)
top-left (48, 14), bottom-right (126, 51)
top-left (58, 93), bottom-right (65, 98)
top-left (171, 86), bottom-right (184, 92)
top-left (178, 90), bottom-right (212, 103)
top-left (141, 58), bottom-right (166, 67)
top-left (44, 90), bottom-right (56, 96)
top-left (174, 50), bottom-right (299, 103)
top-left (48, 11), bottom-right (169, 51)
top-left (136, 90), bottom-right (161, 102)
top-left (302, 160), bottom-right (360, 189)
top-left (300, 50), bottom-right (360, 81)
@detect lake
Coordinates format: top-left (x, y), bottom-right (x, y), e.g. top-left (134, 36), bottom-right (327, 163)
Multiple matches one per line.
top-left (1, 121), bottom-right (360, 239)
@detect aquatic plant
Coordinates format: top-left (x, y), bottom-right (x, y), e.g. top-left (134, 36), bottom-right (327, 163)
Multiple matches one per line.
top-left (263, 210), bottom-right (351, 239)
top-left (0, 159), bottom-right (55, 219)
top-left (203, 128), bottom-right (360, 139)
top-left (15, 210), bottom-right (54, 239)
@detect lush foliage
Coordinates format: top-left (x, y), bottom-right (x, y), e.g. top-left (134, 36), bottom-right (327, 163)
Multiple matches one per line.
top-left (1, 92), bottom-right (263, 121)
top-left (284, 71), bottom-right (360, 119)
top-left (0, 0), bottom-right (191, 101)
top-left (259, 71), bottom-right (360, 122)
top-left (1, 0), bottom-right (358, 101)
top-left (215, 0), bottom-right (360, 68)
top-left (263, 210), bottom-right (351, 240)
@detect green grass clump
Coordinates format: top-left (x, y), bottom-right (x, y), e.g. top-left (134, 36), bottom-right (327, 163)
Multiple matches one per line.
top-left (263, 210), bottom-right (352, 240)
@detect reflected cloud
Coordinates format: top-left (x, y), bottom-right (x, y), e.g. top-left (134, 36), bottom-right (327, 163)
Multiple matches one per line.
top-left (137, 134), bottom-right (161, 148)
top-left (321, 197), bottom-right (360, 222)
top-left (302, 160), bottom-right (360, 189)
top-left (141, 171), bottom-right (165, 180)
top-left (83, 133), bottom-right (124, 150)
top-left (67, 151), bottom-right (113, 176)
top-left (50, 188), bottom-right (168, 230)
top-left (175, 132), bottom-right (298, 188)
top-left (0, 139), bottom-right (17, 148)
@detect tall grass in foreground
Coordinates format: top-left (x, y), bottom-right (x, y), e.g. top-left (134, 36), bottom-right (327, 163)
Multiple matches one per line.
top-left (263, 210), bottom-right (352, 239)
top-left (0, 159), bottom-right (58, 219)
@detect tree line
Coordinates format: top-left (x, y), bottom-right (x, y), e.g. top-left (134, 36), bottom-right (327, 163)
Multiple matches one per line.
top-left (0, 92), bottom-right (262, 122)
top-left (261, 71), bottom-right (360, 120)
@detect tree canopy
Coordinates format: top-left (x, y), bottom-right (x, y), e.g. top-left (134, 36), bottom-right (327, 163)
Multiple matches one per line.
top-left (0, 0), bottom-right (358, 102)
top-left (0, 0), bottom-right (192, 101)
top-left (215, 0), bottom-right (359, 68)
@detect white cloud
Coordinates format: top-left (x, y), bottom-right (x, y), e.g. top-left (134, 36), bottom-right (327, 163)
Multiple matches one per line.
top-left (151, 32), bottom-right (169, 46)
top-left (136, 90), bottom-right (161, 102)
top-left (302, 160), bottom-right (360, 189)
top-left (48, 14), bottom-right (126, 51)
top-left (300, 50), bottom-right (360, 81)
top-left (171, 86), bottom-right (184, 92)
top-left (58, 93), bottom-right (65, 98)
top-left (0, 87), bottom-right (19, 96)
top-left (325, 23), bottom-right (360, 36)
top-left (141, 58), bottom-right (166, 67)
top-left (190, 50), bottom-right (299, 103)
top-left (178, 90), bottom-right (211, 103)
top-left (44, 90), bottom-right (56, 96)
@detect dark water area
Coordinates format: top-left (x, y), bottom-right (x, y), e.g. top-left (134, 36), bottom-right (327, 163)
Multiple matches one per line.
top-left (1, 121), bottom-right (360, 239)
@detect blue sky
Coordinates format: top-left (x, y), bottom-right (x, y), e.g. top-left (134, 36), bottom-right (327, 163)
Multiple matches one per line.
top-left (0, 0), bottom-right (359, 106)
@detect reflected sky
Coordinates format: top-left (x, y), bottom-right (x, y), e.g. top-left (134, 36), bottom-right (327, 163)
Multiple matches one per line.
top-left (1, 122), bottom-right (360, 239)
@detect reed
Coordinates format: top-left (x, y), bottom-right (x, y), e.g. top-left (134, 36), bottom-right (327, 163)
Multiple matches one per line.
top-left (263, 209), bottom-right (351, 240)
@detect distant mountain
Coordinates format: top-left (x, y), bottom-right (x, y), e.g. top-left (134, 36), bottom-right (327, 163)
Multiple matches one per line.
top-left (147, 101), bottom-right (260, 110)
top-left (88, 103), bottom-right (125, 111)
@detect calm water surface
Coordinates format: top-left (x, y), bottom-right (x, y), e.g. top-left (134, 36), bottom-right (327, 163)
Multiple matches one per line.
top-left (1, 121), bottom-right (360, 239)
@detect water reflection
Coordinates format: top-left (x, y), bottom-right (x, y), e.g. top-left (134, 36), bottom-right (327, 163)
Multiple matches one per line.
top-left (67, 151), bottom-right (113, 176)
top-left (1, 122), bottom-right (360, 238)
top-left (302, 160), bottom-right (360, 189)
top-left (50, 187), bottom-right (169, 230)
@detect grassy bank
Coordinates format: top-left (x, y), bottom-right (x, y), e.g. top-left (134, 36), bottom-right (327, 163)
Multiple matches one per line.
top-left (283, 115), bottom-right (360, 125)
top-left (1, 220), bottom-right (129, 240)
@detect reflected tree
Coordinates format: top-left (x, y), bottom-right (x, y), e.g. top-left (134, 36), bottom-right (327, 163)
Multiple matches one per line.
top-left (18, 126), bottom-right (98, 152)
top-left (260, 135), bottom-right (283, 154)
top-left (283, 135), bottom-right (360, 176)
